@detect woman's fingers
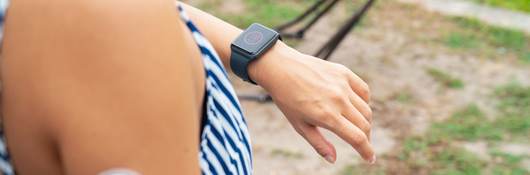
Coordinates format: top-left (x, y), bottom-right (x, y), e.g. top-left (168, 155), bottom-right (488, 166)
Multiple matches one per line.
top-left (344, 68), bottom-right (370, 103)
top-left (296, 123), bottom-right (337, 163)
top-left (261, 55), bottom-right (376, 164)
top-left (325, 116), bottom-right (375, 164)
top-left (341, 101), bottom-right (371, 141)
top-left (348, 92), bottom-right (372, 123)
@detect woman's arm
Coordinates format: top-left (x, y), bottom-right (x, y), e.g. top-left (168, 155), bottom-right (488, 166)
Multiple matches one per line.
top-left (2, 0), bottom-right (201, 174)
top-left (180, 2), bottom-right (376, 163)
top-left (178, 2), bottom-right (242, 69)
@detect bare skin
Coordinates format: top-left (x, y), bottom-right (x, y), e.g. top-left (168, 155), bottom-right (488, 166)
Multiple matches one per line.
top-left (3, 0), bottom-right (203, 174)
top-left (2, 0), bottom-right (374, 174)
top-left (182, 2), bottom-right (375, 164)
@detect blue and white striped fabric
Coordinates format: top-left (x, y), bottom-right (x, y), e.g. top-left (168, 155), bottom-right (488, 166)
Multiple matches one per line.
top-left (0, 1), bottom-right (14, 175)
top-left (0, 130), bottom-right (14, 175)
top-left (176, 4), bottom-right (253, 175)
top-left (0, 0), bottom-right (8, 42)
top-left (0, 1), bottom-right (253, 174)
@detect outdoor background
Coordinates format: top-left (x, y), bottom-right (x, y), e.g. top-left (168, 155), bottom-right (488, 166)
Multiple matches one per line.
top-left (184, 0), bottom-right (530, 174)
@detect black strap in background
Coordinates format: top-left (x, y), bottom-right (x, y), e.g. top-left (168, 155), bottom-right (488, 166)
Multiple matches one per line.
top-left (276, 0), bottom-right (340, 39)
top-left (275, 0), bottom-right (327, 31)
top-left (315, 0), bottom-right (376, 60)
top-left (275, 0), bottom-right (377, 60)
top-left (238, 0), bottom-right (377, 103)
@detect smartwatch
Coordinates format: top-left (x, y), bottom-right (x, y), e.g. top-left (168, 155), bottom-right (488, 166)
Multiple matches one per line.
top-left (230, 23), bottom-right (281, 84)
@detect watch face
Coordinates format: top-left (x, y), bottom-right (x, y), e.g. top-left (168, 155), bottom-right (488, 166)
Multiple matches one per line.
top-left (243, 31), bottom-right (264, 45)
top-left (233, 23), bottom-right (278, 55)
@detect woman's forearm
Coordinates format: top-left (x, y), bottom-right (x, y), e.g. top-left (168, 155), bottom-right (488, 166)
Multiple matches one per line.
top-left (178, 2), bottom-right (295, 86)
top-left (180, 2), bottom-right (376, 163)
top-left (178, 2), bottom-right (242, 64)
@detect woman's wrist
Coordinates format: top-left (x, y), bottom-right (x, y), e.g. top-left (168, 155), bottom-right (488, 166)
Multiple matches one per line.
top-left (247, 42), bottom-right (300, 88)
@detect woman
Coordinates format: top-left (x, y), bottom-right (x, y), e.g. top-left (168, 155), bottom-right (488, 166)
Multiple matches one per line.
top-left (0, 0), bottom-right (374, 174)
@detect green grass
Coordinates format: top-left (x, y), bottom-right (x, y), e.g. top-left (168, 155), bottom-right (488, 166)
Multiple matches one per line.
top-left (427, 68), bottom-right (465, 89)
top-left (392, 83), bottom-right (530, 174)
top-left (198, 0), bottom-right (313, 48)
top-left (399, 137), bottom-right (430, 168)
top-left (431, 147), bottom-right (485, 175)
top-left (397, 109), bottom-right (491, 174)
top-left (475, 0), bottom-right (530, 13)
top-left (489, 150), bottom-right (529, 175)
top-left (444, 32), bottom-right (480, 49)
top-left (493, 82), bottom-right (530, 139)
top-left (452, 17), bottom-right (526, 50)
top-left (200, 0), bottom-right (312, 28)
top-left (339, 164), bottom-right (385, 175)
top-left (430, 105), bottom-right (503, 141)
top-left (270, 148), bottom-right (304, 159)
top-left (443, 17), bottom-right (530, 63)
top-left (394, 91), bottom-right (414, 103)
top-left (399, 136), bottom-right (486, 175)
top-left (429, 82), bottom-right (530, 142)
top-left (524, 52), bottom-right (530, 63)
top-left (399, 136), bottom-right (528, 175)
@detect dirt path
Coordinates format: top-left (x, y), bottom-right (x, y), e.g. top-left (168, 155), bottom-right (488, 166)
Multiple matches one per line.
top-left (398, 0), bottom-right (530, 34)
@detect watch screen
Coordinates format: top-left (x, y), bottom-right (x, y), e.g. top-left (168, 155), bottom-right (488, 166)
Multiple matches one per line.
top-left (233, 23), bottom-right (278, 55)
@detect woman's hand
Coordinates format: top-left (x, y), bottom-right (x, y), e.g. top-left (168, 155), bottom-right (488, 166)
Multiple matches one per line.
top-left (249, 42), bottom-right (375, 164)
top-left (172, 2), bottom-right (375, 165)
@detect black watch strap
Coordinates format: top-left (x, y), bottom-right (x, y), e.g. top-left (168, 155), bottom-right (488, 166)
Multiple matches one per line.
top-left (230, 50), bottom-right (257, 84)
top-left (230, 23), bottom-right (281, 85)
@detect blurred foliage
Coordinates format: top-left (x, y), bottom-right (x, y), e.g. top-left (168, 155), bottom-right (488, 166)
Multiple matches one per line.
top-left (197, 0), bottom-right (315, 48)
top-left (426, 68), bottom-right (465, 89)
top-left (443, 17), bottom-right (530, 63)
top-left (197, 0), bottom-right (314, 28)
top-left (475, 0), bottom-right (530, 13)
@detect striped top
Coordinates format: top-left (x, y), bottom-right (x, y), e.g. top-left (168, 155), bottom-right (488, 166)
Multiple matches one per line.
top-left (0, 1), bottom-right (253, 175)
top-left (176, 4), bottom-right (253, 175)
top-left (0, 0), bottom-right (13, 174)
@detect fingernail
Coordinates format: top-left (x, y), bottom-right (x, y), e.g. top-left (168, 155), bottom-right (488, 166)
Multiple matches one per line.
top-left (324, 155), bottom-right (335, 163)
top-left (368, 155), bottom-right (376, 164)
